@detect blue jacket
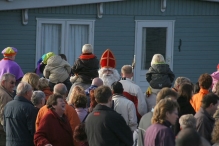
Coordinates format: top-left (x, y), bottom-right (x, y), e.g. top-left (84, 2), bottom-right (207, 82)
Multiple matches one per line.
top-left (3, 95), bottom-right (37, 146)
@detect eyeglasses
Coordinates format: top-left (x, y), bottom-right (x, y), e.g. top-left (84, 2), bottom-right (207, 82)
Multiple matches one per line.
top-left (10, 81), bottom-right (16, 85)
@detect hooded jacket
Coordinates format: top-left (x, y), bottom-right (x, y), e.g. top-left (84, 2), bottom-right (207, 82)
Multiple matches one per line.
top-left (72, 53), bottom-right (99, 83)
top-left (44, 55), bottom-right (71, 83)
top-left (146, 64), bottom-right (175, 89)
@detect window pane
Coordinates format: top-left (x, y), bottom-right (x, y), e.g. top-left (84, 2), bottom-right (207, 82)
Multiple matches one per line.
top-left (41, 24), bottom-right (61, 55)
top-left (141, 27), bottom-right (166, 69)
top-left (68, 25), bottom-right (89, 65)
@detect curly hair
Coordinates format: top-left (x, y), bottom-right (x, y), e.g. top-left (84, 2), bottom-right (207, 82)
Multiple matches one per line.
top-left (73, 123), bottom-right (87, 142)
top-left (152, 98), bottom-right (179, 124)
top-left (179, 114), bottom-right (196, 129)
top-left (68, 85), bottom-right (85, 105)
top-left (73, 94), bottom-right (87, 108)
top-left (198, 73), bottom-right (212, 89)
top-left (212, 119), bottom-right (219, 143)
top-left (38, 78), bottom-right (49, 90)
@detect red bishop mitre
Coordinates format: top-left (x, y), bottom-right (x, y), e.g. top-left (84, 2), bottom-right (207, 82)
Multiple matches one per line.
top-left (100, 49), bottom-right (116, 68)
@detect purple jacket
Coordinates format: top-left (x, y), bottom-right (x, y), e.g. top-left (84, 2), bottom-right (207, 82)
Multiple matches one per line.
top-left (75, 108), bottom-right (88, 122)
top-left (144, 121), bottom-right (175, 146)
top-left (0, 59), bottom-right (23, 81)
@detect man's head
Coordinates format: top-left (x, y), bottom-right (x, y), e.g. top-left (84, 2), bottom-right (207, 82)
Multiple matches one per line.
top-left (179, 114), bottom-right (196, 129)
top-left (156, 87), bottom-right (178, 104)
top-left (175, 128), bottom-right (201, 146)
top-left (111, 81), bottom-right (123, 94)
top-left (0, 73), bottom-right (16, 93)
top-left (91, 77), bottom-right (103, 87)
top-left (54, 83), bottom-right (67, 98)
top-left (121, 65), bottom-right (133, 79)
top-left (16, 82), bottom-right (33, 101)
top-left (201, 93), bottom-right (219, 115)
top-left (198, 73), bottom-right (212, 90)
top-left (99, 49), bottom-right (120, 87)
top-left (174, 77), bottom-right (191, 91)
top-left (98, 68), bottom-right (120, 87)
top-left (94, 86), bottom-right (112, 106)
top-left (82, 44), bottom-right (93, 54)
top-left (31, 91), bottom-right (46, 109)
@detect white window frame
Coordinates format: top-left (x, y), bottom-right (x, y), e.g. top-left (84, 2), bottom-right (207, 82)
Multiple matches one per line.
top-left (36, 18), bottom-right (95, 66)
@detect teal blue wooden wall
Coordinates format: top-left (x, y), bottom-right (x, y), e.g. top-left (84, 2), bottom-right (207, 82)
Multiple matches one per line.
top-left (0, 0), bottom-right (219, 82)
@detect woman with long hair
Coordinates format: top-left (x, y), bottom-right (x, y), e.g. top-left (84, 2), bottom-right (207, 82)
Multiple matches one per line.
top-left (175, 83), bottom-right (196, 135)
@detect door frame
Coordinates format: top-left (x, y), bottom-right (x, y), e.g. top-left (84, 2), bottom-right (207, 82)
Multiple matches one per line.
top-left (134, 20), bottom-right (175, 91)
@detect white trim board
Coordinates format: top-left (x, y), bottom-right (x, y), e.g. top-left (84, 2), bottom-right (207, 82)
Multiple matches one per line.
top-left (0, 0), bottom-right (124, 11)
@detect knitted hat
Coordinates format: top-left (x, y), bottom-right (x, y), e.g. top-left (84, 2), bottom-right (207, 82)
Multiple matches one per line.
top-left (2, 47), bottom-right (17, 56)
top-left (100, 49), bottom-right (116, 68)
top-left (42, 52), bottom-right (55, 64)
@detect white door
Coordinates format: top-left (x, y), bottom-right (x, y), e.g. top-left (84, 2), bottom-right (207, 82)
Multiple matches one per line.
top-left (134, 20), bottom-right (175, 92)
top-left (36, 19), bottom-right (95, 66)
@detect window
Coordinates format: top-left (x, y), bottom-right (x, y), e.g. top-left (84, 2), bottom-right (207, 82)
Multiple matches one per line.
top-left (142, 27), bottom-right (167, 69)
top-left (36, 18), bottom-right (95, 66)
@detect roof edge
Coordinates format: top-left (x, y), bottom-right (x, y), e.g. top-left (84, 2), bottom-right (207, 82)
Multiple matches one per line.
top-left (0, 0), bottom-right (124, 11)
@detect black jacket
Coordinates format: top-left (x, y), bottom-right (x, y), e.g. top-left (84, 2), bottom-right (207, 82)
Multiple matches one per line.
top-left (72, 54), bottom-right (99, 83)
top-left (85, 104), bottom-right (133, 146)
top-left (3, 95), bottom-right (37, 146)
top-left (146, 64), bottom-right (175, 89)
top-left (174, 96), bottom-right (196, 135)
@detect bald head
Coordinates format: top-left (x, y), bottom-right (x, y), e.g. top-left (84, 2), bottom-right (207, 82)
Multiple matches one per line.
top-left (53, 83), bottom-right (67, 96)
top-left (92, 77), bottom-right (103, 87)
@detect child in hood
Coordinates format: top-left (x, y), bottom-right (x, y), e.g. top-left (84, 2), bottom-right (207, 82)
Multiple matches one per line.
top-left (146, 54), bottom-right (175, 89)
top-left (43, 55), bottom-right (72, 92)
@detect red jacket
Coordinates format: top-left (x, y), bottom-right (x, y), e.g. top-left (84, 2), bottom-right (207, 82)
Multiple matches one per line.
top-left (36, 104), bottom-right (80, 146)
top-left (34, 109), bottom-right (73, 146)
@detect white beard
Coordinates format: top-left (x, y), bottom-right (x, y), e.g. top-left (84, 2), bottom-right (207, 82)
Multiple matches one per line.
top-left (99, 68), bottom-right (120, 87)
top-left (101, 74), bottom-right (118, 87)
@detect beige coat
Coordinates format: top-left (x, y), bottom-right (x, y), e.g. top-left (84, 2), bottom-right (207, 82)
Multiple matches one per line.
top-left (0, 85), bottom-right (13, 128)
top-left (43, 55), bottom-right (71, 83)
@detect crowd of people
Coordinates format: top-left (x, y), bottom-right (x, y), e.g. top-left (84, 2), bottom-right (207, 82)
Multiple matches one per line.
top-left (0, 45), bottom-right (219, 146)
